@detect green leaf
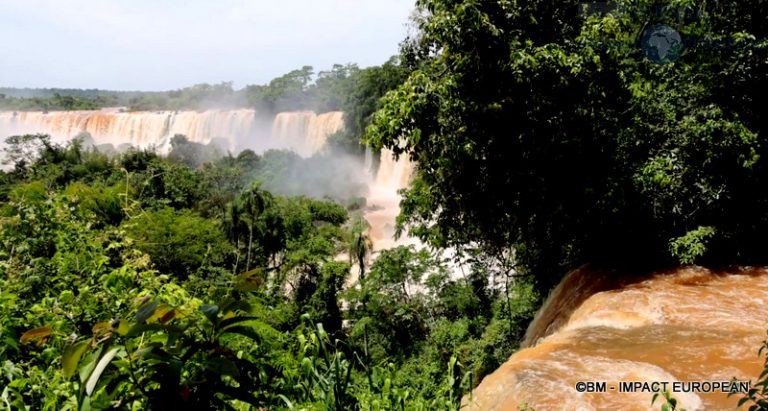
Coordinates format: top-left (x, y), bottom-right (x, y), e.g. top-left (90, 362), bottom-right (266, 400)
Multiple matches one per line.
top-left (125, 323), bottom-right (183, 338)
top-left (234, 268), bottom-right (264, 292)
top-left (760, 367), bottom-right (768, 380)
top-left (146, 304), bottom-right (174, 323)
top-left (62, 340), bottom-right (90, 379)
top-left (220, 298), bottom-right (252, 314)
top-left (113, 319), bottom-right (131, 336)
top-left (219, 316), bottom-right (260, 330)
top-left (220, 325), bottom-right (261, 343)
top-left (278, 394), bottom-right (295, 409)
top-left (79, 347), bottom-right (102, 384)
top-left (201, 304), bottom-right (219, 324)
top-left (738, 397), bottom-right (750, 407)
top-left (136, 346), bottom-right (177, 364)
top-left (85, 347), bottom-right (119, 395)
top-left (135, 299), bottom-right (159, 323)
top-left (79, 395), bottom-right (91, 411)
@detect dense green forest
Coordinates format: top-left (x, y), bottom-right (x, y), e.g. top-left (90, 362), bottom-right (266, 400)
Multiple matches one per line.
top-left (4, 0), bottom-right (768, 409)
top-left (0, 89), bottom-right (158, 112)
top-left (0, 62), bottom-right (403, 116)
top-left (0, 133), bottom-right (538, 409)
top-left (367, 0), bottom-right (768, 291)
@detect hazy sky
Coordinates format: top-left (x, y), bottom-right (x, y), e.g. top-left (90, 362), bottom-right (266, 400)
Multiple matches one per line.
top-left (0, 0), bottom-right (415, 91)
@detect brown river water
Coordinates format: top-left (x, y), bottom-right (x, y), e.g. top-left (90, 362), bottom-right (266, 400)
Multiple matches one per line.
top-left (466, 266), bottom-right (768, 410)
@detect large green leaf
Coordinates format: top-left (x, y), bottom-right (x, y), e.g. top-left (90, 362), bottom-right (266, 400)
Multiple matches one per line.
top-left (201, 304), bottom-right (219, 324)
top-left (112, 319), bottom-right (131, 336)
top-left (135, 299), bottom-right (159, 323)
top-left (62, 340), bottom-right (90, 379)
top-left (219, 325), bottom-right (261, 343)
top-left (220, 297), bottom-right (252, 315)
top-left (85, 347), bottom-right (120, 395)
top-left (234, 268), bottom-right (264, 291)
top-left (125, 323), bottom-right (183, 338)
top-left (219, 315), bottom-right (260, 330)
top-left (79, 347), bottom-right (102, 384)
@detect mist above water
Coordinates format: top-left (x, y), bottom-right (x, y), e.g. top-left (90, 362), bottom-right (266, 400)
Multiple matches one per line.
top-left (0, 108), bottom-right (415, 251)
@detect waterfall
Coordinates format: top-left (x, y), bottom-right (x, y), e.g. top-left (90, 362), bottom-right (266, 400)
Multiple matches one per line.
top-left (271, 111), bottom-right (344, 157)
top-left (363, 146), bottom-right (373, 174)
top-left (0, 109), bottom-right (328, 155)
top-left (365, 147), bottom-right (416, 251)
top-left (375, 147), bottom-right (413, 191)
top-left (0, 108), bottom-right (414, 251)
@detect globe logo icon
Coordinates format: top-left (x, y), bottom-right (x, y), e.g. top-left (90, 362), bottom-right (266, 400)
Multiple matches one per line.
top-left (641, 25), bottom-right (683, 65)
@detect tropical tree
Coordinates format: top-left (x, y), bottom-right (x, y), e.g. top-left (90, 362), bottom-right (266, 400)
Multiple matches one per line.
top-left (366, 0), bottom-right (768, 290)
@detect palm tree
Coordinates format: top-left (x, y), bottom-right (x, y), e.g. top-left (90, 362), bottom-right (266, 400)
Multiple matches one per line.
top-left (223, 183), bottom-right (270, 274)
top-left (348, 215), bottom-right (373, 283)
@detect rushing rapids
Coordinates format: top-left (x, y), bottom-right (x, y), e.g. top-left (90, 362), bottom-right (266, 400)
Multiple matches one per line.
top-left (465, 266), bottom-right (768, 410)
top-left (0, 108), bottom-right (413, 251)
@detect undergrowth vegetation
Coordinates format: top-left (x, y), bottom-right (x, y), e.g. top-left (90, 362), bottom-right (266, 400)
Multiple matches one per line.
top-left (0, 134), bottom-right (538, 410)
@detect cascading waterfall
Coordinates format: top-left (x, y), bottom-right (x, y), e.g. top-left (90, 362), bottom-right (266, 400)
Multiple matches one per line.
top-left (0, 108), bottom-right (413, 251)
top-left (271, 111), bottom-right (344, 157)
top-left (0, 109), bottom-right (260, 153)
top-left (366, 146), bottom-right (416, 250)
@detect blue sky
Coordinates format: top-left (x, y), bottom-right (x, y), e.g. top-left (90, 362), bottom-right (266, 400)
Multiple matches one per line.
top-left (0, 0), bottom-right (415, 90)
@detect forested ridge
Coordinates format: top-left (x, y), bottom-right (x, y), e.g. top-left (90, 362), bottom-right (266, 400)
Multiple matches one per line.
top-left (0, 62), bottom-right (404, 117)
top-left (4, 0), bottom-right (768, 409)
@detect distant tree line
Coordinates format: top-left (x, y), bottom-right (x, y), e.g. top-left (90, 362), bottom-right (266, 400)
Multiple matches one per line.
top-left (0, 62), bottom-right (404, 120)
